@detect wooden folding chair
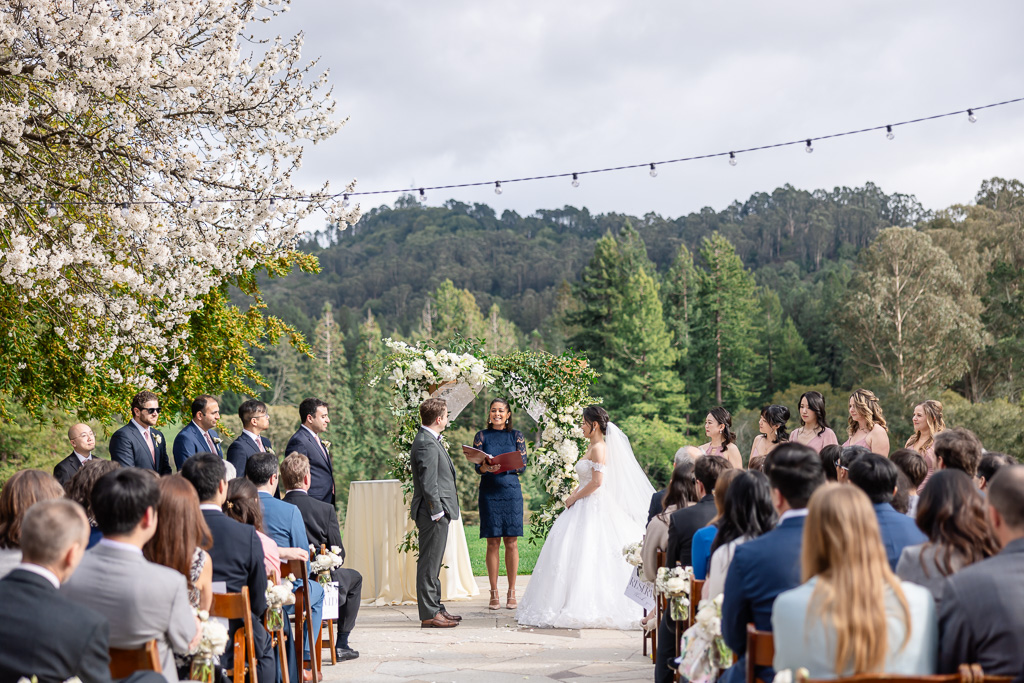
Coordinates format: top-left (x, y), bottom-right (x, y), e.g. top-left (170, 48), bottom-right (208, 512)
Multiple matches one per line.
top-left (745, 623), bottom-right (774, 683)
top-left (282, 559), bottom-right (318, 678)
top-left (644, 548), bottom-right (666, 661)
top-left (211, 586), bottom-right (258, 683)
top-left (109, 639), bottom-right (161, 679)
top-left (319, 544), bottom-right (338, 666)
top-left (795, 663), bottom-right (1011, 683)
top-left (264, 570), bottom-right (289, 683)
top-left (689, 577), bottom-right (705, 628)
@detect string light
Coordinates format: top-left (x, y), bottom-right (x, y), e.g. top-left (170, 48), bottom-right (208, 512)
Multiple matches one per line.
top-left (418, 188), bottom-right (427, 203)
top-left (120, 203), bottom-right (130, 217)
top-left (886, 125), bottom-right (895, 140)
top-left (571, 173), bottom-right (580, 188)
top-left (967, 109), bottom-right (977, 123)
top-left (340, 195), bottom-right (348, 209)
top-left (189, 197), bottom-right (200, 210)
top-left (649, 163), bottom-right (658, 178)
top-left (269, 198), bottom-right (277, 210)
top-left (46, 203), bottom-right (57, 217)
top-left (805, 140), bottom-right (813, 154)
top-left (494, 181), bottom-right (502, 195)
top-left (729, 152), bottom-right (738, 166)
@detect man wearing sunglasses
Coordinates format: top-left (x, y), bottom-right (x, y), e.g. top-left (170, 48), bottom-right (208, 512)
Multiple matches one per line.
top-left (109, 391), bottom-right (172, 475)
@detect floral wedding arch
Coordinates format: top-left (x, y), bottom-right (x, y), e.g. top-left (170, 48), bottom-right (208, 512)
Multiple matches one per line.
top-left (374, 337), bottom-right (597, 544)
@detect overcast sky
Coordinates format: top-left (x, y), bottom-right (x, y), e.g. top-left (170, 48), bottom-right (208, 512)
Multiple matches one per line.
top-left (266, 1), bottom-right (1024, 224)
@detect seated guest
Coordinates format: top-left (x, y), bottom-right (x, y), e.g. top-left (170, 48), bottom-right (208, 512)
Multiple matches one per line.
top-left (0, 469), bottom-right (66, 578)
top-left (837, 445), bottom-right (871, 484)
top-left (648, 446), bottom-right (700, 524)
top-left (181, 453), bottom-right (274, 683)
top-left (892, 470), bottom-right (914, 515)
top-left (819, 444), bottom-right (841, 482)
top-left (896, 470), bottom-right (999, 604)
top-left (890, 449), bottom-right (927, 515)
top-left (53, 423), bottom-right (100, 486)
top-left (66, 459), bottom-right (121, 549)
top-left (655, 455), bottom-right (732, 683)
top-left (173, 394), bottom-right (224, 470)
top-left (934, 427), bottom-right (983, 483)
top-left (978, 452), bottom-right (1015, 492)
top-left (223, 477), bottom-right (281, 581)
top-left (144, 475), bottom-right (214, 612)
top-left (109, 391), bottom-right (172, 475)
top-left (0, 499), bottom-right (117, 683)
top-left (719, 443), bottom-right (825, 683)
top-left (705, 470), bottom-right (777, 599)
top-left (281, 453), bottom-right (363, 662)
top-left (773, 484), bottom-right (937, 676)
top-left (692, 468), bottom-right (742, 581)
top-left (747, 454), bottom-right (767, 472)
top-left (642, 461), bottom-right (698, 583)
top-left (227, 399), bottom-right (274, 477)
top-left (939, 466), bottom-right (1024, 675)
top-left (849, 454), bottom-right (927, 570)
top-left (246, 452), bottom-right (325, 678)
top-left (62, 469), bottom-right (199, 682)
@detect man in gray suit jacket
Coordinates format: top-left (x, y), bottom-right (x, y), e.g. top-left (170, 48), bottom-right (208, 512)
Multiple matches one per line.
top-left (62, 468), bottom-right (199, 682)
top-left (410, 397), bottom-right (461, 629)
top-left (938, 465), bottom-right (1024, 676)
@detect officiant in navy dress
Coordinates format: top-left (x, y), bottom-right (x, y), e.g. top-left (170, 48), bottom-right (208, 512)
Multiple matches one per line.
top-left (473, 398), bottom-right (528, 611)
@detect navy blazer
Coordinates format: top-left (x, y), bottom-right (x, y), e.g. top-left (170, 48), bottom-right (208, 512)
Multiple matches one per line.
top-left (647, 489), bottom-right (666, 525)
top-left (874, 502), bottom-right (927, 571)
top-left (172, 421), bottom-right (224, 470)
top-left (53, 452), bottom-right (99, 487)
top-left (720, 514), bottom-right (807, 683)
top-left (201, 508), bottom-right (268, 618)
top-left (285, 427), bottom-right (335, 506)
top-left (109, 422), bottom-right (171, 475)
top-left (666, 495), bottom-right (717, 570)
top-left (0, 568), bottom-right (112, 683)
top-left (226, 432), bottom-right (273, 477)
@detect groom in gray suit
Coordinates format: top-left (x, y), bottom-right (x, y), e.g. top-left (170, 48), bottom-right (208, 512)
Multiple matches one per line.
top-left (410, 398), bottom-right (462, 629)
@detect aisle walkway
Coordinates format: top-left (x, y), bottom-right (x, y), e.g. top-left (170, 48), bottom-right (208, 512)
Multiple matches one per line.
top-left (324, 575), bottom-right (651, 682)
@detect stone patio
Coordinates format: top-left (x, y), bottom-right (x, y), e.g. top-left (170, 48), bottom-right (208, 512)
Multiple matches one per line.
top-left (320, 575), bottom-right (653, 682)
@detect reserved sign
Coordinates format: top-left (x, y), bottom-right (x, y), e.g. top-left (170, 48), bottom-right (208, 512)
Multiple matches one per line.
top-left (623, 570), bottom-right (655, 612)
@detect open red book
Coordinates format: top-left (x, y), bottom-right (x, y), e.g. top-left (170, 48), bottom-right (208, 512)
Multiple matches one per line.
top-left (461, 445), bottom-right (524, 474)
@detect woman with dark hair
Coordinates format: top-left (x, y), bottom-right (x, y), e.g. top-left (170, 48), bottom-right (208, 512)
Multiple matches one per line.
top-left (641, 460), bottom-right (698, 583)
top-left (700, 407), bottom-right (742, 469)
top-left (517, 405), bottom-right (656, 629)
top-left (791, 391), bottom-right (839, 453)
top-left (472, 398), bottom-right (528, 610)
top-left (896, 470), bottom-right (1000, 603)
top-left (144, 474), bottom-right (214, 610)
top-left (691, 468), bottom-right (742, 581)
top-left (749, 405), bottom-right (791, 461)
top-left (65, 459), bottom-right (120, 548)
top-left (704, 470), bottom-right (777, 598)
top-left (819, 444), bottom-right (842, 482)
top-left (844, 389), bottom-right (890, 456)
top-left (0, 470), bottom-right (65, 578)
top-left (223, 477), bottom-right (280, 581)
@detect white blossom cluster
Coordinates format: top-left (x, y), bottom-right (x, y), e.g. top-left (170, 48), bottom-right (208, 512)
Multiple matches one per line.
top-left (0, 0), bottom-right (356, 387)
top-left (382, 339), bottom-right (493, 417)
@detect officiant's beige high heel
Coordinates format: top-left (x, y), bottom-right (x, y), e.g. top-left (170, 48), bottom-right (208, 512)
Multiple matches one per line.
top-left (488, 589), bottom-right (501, 610)
top-left (506, 588), bottom-right (517, 609)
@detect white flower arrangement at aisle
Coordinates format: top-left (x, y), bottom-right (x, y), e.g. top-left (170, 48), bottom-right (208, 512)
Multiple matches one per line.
top-left (190, 610), bottom-right (230, 682)
top-left (622, 541), bottom-right (644, 574)
top-left (656, 565), bottom-right (693, 622)
top-left (265, 573), bottom-right (296, 631)
top-left (771, 668), bottom-right (810, 683)
top-left (676, 593), bottom-right (734, 683)
top-left (310, 545), bottom-right (344, 584)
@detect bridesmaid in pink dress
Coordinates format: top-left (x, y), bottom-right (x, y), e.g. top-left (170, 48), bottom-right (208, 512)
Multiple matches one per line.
top-left (842, 389), bottom-right (890, 456)
top-left (790, 391), bottom-right (839, 453)
top-left (699, 407), bottom-right (743, 469)
top-left (749, 405), bottom-right (791, 461)
top-left (904, 399), bottom-right (945, 493)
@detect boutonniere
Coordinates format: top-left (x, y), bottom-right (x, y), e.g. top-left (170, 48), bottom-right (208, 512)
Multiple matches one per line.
top-left (266, 447), bottom-right (276, 456)
top-left (152, 432), bottom-right (163, 447)
top-left (212, 437), bottom-right (223, 445)
top-left (321, 439), bottom-right (332, 451)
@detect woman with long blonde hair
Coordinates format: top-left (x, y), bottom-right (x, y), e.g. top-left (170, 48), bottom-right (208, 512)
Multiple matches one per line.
top-left (772, 484), bottom-right (937, 675)
top-left (905, 400), bottom-right (944, 492)
top-left (843, 389), bottom-right (890, 456)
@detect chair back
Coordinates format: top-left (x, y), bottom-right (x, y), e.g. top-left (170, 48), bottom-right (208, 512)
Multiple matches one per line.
top-left (210, 585), bottom-right (258, 682)
top-left (282, 558), bottom-right (318, 673)
top-left (795, 663), bottom-right (1013, 683)
top-left (688, 577), bottom-right (705, 627)
top-left (109, 639), bottom-right (160, 679)
top-left (745, 623), bottom-right (774, 683)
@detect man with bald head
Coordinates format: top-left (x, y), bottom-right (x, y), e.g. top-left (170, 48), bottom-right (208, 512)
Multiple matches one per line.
top-left (53, 423), bottom-right (101, 487)
top-left (647, 445), bottom-right (702, 524)
top-left (938, 465), bottom-right (1024, 675)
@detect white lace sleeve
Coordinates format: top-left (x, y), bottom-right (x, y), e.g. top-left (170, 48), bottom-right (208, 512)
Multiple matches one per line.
top-left (590, 461), bottom-right (607, 472)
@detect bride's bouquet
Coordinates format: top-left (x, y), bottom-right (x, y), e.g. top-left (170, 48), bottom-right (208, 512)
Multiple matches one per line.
top-left (676, 593), bottom-right (734, 683)
top-left (265, 573), bottom-right (296, 631)
top-left (310, 545), bottom-right (344, 585)
top-left (622, 541), bottom-right (644, 575)
top-left (655, 565), bottom-right (692, 622)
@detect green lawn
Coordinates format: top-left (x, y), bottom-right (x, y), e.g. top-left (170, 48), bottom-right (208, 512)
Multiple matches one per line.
top-left (463, 524), bottom-right (541, 576)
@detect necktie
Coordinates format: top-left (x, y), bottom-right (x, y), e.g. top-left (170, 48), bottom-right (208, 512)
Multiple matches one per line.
top-left (256, 436), bottom-right (265, 452)
top-left (204, 430), bottom-right (216, 453)
top-left (143, 429), bottom-right (156, 465)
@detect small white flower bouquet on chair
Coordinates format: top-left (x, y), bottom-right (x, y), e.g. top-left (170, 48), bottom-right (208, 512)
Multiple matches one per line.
top-left (676, 593), bottom-right (734, 683)
top-left (655, 565), bottom-right (692, 622)
top-left (265, 573), bottom-right (296, 631)
top-left (622, 541), bottom-right (644, 575)
top-left (190, 609), bottom-right (229, 683)
top-left (310, 545), bottom-right (344, 585)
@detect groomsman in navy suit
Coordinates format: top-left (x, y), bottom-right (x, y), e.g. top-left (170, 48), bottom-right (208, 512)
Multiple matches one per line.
top-left (226, 399), bottom-right (274, 476)
top-left (172, 394), bottom-right (224, 470)
top-left (109, 391), bottom-right (172, 475)
top-left (719, 443), bottom-right (825, 683)
top-left (285, 398), bottom-right (336, 506)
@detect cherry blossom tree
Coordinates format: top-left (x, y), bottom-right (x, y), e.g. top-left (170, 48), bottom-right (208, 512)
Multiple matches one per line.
top-left (0, 0), bottom-right (357, 419)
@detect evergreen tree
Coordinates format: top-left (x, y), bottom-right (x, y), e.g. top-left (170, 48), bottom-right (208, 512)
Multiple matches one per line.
top-left (758, 288), bottom-right (822, 401)
top-left (693, 232), bottom-right (761, 410)
top-left (484, 303), bottom-right (519, 355)
top-left (421, 279), bottom-right (486, 341)
top-left (308, 303), bottom-right (354, 454)
top-left (662, 243), bottom-right (700, 416)
top-left (347, 310), bottom-right (394, 484)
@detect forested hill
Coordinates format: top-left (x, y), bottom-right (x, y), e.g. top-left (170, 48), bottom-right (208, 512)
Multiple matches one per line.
top-left (263, 182), bottom-right (925, 339)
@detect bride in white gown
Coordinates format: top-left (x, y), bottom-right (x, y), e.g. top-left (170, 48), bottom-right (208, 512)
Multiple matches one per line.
top-left (517, 406), bottom-right (656, 629)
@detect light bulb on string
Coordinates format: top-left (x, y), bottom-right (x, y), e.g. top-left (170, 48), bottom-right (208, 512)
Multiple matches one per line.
top-left (268, 197), bottom-right (277, 210)
top-left (120, 203), bottom-right (130, 217)
top-left (190, 197), bottom-right (200, 210)
top-left (729, 152), bottom-right (737, 166)
top-left (46, 203), bottom-right (57, 217)
top-left (805, 140), bottom-right (813, 154)
top-left (967, 109), bottom-right (977, 123)
top-left (494, 181), bottom-right (502, 195)
top-left (418, 188), bottom-right (427, 203)
top-left (571, 173), bottom-right (580, 188)
top-left (340, 195), bottom-right (348, 209)
top-left (649, 163), bottom-right (658, 178)
top-left (886, 125), bottom-right (895, 140)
